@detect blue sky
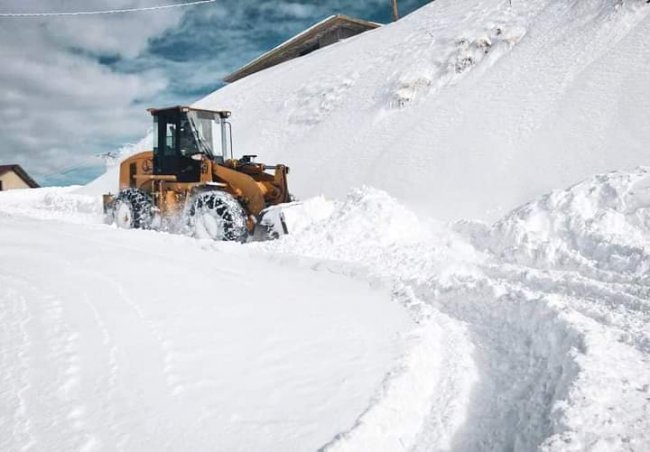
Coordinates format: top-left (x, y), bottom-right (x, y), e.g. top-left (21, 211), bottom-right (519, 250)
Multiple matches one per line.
top-left (0, 1), bottom-right (429, 186)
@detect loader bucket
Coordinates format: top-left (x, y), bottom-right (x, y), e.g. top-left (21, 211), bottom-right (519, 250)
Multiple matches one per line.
top-left (255, 205), bottom-right (290, 240)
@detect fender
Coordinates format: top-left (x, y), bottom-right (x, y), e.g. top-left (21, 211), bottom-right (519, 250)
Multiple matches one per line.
top-left (213, 164), bottom-right (266, 216)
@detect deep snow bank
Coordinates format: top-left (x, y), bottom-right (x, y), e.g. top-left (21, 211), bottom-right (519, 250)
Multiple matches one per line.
top-left (483, 168), bottom-right (650, 451)
top-left (2, 163), bottom-right (649, 449)
top-left (256, 168), bottom-right (650, 450)
top-left (0, 186), bottom-right (101, 224)
top-left (193, 0), bottom-right (650, 221)
top-left (487, 167), bottom-right (650, 278)
top-left (82, 0), bottom-right (650, 221)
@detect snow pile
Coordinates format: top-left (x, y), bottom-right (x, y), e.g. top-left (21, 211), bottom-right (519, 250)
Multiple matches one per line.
top-left (482, 168), bottom-right (650, 450)
top-left (3, 0), bottom-right (650, 449)
top-left (254, 189), bottom-right (479, 451)
top-left (4, 165), bottom-right (648, 450)
top-left (488, 167), bottom-right (650, 277)
top-left (266, 187), bottom-right (477, 271)
top-left (280, 195), bottom-right (335, 235)
top-left (282, 187), bottom-right (429, 255)
top-left (83, 0), bottom-right (650, 221)
top-left (193, 0), bottom-right (650, 220)
top-left (0, 187), bottom-right (101, 224)
top-left (256, 170), bottom-right (650, 450)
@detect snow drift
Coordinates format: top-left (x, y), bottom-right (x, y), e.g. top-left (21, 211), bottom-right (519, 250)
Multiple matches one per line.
top-left (3, 0), bottom-right (650, 450)
top-left (86, 0), bottom-right (650, 223)
top-left (2, 166), bottom-right (649, 450)
top-left (192, 0), bottom-right (650, 221)
top-left (257, 168), bottom-right (650, 450)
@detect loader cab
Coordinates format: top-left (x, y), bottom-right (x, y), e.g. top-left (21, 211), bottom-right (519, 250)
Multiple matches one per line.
top-left (149, 106), bottom-right (233, 182)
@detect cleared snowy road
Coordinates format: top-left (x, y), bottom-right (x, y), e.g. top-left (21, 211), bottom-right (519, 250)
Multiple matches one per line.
top-left (0, 212), bottom-right (414, 451)
top-left (2, 169), bottom-right (650, 452)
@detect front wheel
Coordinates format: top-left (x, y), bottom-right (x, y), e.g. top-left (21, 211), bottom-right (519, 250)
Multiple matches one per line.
top-left (186, 191), bottom-right (248, 242)
top-left (112, 189), bottom-right (153, 230)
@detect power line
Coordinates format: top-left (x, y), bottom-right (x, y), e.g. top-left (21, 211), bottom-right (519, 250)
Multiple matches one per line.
top-left (0, 0), bottom-right (216, 18)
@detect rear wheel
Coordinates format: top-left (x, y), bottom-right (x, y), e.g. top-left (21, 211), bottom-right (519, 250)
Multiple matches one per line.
top-left (187, 191), bottom-right (248, 242)
top-left (113, 189), bottom-right (154, 229)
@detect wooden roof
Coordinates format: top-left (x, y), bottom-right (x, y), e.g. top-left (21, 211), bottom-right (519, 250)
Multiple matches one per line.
top-left (0, 164), bottom-right (40, 188)
top-left (223, 14), bottom-right (380, 83)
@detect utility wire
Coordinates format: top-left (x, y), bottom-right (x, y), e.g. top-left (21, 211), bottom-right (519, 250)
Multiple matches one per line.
top-left (0, 0), bottom-right (216, 17)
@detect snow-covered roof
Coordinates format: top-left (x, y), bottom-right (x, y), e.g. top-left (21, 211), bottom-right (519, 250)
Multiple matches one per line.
top-left (223, 14), bottom-right (381, 83)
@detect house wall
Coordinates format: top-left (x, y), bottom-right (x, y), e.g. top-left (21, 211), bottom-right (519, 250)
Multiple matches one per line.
top-left (0, 170), bottom-right (31, 190)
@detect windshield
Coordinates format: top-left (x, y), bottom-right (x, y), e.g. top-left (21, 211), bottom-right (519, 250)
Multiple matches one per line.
top-left (184, 110), bottom-right (221, 158)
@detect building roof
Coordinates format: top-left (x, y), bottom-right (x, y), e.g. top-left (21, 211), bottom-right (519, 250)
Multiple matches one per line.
top-left (223, 14), bottom-right (381, 84)
top-left (0, 164), bottom-right (40, 188)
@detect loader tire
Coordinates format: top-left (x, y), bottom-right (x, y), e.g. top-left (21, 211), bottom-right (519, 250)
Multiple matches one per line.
top-left (113, 189), bottom-right (154, 230)
top-left (187, 191), bottom-right (248, 242)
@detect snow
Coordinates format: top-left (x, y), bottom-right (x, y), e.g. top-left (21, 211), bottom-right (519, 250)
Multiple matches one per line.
top-left (194, 0), bottom-right (650, 222)
top-left (256, 176), bottom-right (650, 450)
top-left (0, 212), bottom-right (415, 451)
top-left (2, 169), bottom-right (650, 450)
top-left (0, 186), bottom-right (102, 224)
top-left (3, 0), bottom-right (650, 450)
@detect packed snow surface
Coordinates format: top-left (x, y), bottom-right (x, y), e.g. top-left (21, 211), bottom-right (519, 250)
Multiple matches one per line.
top-left (0, 211), bottom-right (415, 451)
top-left (2, 167), bottom-right (649, 450)
top-left (3, 0), bottom-right (650, 450)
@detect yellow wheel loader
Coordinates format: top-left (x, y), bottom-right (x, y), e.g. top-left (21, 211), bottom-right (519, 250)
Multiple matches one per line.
top-left (103, 106), bottom-right (291, 241)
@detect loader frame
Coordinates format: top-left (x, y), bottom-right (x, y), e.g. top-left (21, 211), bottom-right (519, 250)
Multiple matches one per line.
top-left (103, 106), bottom-right (290, 237)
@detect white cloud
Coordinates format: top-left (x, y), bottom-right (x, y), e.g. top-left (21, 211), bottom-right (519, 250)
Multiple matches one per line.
top-left (0, 0), bottom-right (184, 181)
top-left (0, 0), bottom-right (425, 184)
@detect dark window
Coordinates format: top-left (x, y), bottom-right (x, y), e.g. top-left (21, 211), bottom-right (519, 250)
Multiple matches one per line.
top-left (152, 116), bottom-right (159, 153)
top-left (164, 123), bottom-right (177, 156)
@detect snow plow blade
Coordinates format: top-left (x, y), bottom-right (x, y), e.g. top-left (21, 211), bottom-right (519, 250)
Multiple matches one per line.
top-left (254, 202), bottom-right (301, 240)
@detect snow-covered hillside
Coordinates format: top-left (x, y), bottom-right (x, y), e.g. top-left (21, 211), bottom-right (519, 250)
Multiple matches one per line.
top-left (2, 0), bottom-right (650, 450)
top-left (195, 0), bottom-right (650, 221)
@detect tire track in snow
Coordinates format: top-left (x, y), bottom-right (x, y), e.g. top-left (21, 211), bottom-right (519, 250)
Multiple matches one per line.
top-left (113, 280), bottom-right (178, 390)
top-left (53, 229), bottom-right (184, 398)
top-left (487, 266), bottom-right (650, 354)
top-left (419, 279), bottom-right (585, 451)
top-left (65, 267), bottom-right (183, 450)
top-left (0, 273), bottom-right (100, 451)
top-left (84, 263), bottom-right (212, 399)
top-left (269, 251), bottom-right (588, 451)
top-left (320, 281), bottom-right (476, 452)
top-left (36, 290), bottom-right (99, 452)
top-left (2, 241), bottom-right (170, 451)
top-left (2, 221), bottom-right (220, 450)
top-left (77, 291), bottom-right (125, 449)
top-left (0, 283), bottom-right (37, 451)
top-left (259, 186), bottom-right (650, 450)
top-left (52, 226), bottom-right (255, 400)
